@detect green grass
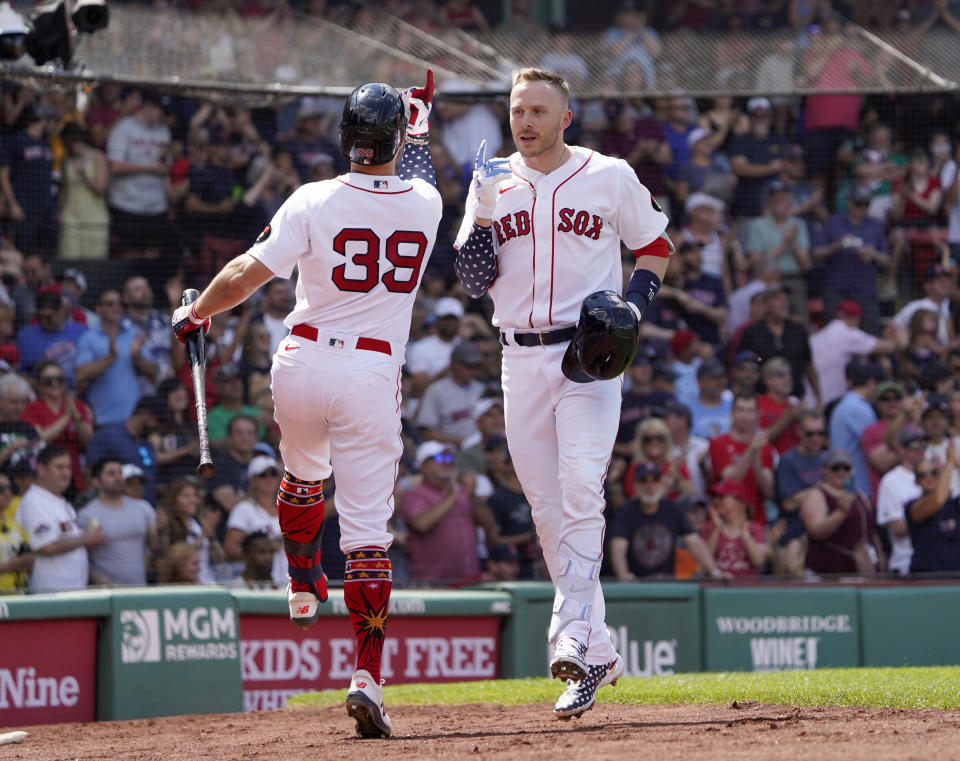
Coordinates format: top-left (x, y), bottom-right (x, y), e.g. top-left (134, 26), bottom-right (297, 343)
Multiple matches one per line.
top-left (289, 667), bottom-right (960, 711)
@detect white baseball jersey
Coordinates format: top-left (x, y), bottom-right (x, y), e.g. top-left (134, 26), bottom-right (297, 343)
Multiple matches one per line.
top-left (249, 173), bottom-right (442, 351)
top-left (15, 484), bottom-right (88, 592)
top-left (455, 146), bottom-right (668, 329)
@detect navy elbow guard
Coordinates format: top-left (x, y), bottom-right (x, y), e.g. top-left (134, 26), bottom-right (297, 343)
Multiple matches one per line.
top-left (398, 141), bottom-right (436, 187)
top-left (624, 269), bottom-right (662, 320)
top-left (455, 223), bottom-right (497, 297)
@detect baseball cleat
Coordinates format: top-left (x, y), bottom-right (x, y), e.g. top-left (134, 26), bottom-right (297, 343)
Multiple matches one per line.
top-left (550, 636), bottom-right (589, 683)
top-left (554, 654), bottom-right (624, 720)
top-left (287, 579), bottom-right (326, 631)
top-left (345, 670), bottom-right (392, 738)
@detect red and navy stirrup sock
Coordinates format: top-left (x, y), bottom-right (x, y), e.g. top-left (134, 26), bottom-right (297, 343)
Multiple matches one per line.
top-left (277, 471), bottom-right (328, 601)
top-left (343, 548), bottom-right (392, 681)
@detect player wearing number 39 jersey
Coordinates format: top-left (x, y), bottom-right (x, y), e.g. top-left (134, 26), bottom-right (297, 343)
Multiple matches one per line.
top-left (454, 68), bottom-right (674, 720)
top-left (171, 73), bottom-right (440, 739)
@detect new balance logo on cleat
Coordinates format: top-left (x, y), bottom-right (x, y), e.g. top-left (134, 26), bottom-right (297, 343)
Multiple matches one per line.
top-left (296, 605), bottom-right (310, 615)
top-left (554, 654), bottom-right (625, 720)
top-left (346, 670), bottom-right (392, 738)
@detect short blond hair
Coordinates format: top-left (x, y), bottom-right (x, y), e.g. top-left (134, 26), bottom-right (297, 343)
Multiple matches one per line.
top-left (512, 67), bottom-right (570, 102)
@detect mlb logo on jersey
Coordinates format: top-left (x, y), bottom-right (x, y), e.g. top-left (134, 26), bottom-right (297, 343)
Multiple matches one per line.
top-left (329, 338), bottom-right (345, 349)
top-left (374, 180), bottom-right (389, 189)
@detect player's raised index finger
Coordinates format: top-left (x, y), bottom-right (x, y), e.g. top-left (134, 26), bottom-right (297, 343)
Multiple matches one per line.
top-left (475, 139), bottom-right (487, 170)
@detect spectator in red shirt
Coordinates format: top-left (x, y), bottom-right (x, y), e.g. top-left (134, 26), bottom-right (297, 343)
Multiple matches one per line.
top-left (860, 381), bottom-right (910, 501)
top-left (22, 359), bottom-right (93, 496)
top-left (891, 148), bottom-right (948, 290)
top-left (702, 479), bottom-right (768, 577)
top-left (758, 356), bottom-right (803, 454)
top-left (708, 394), bottom-right (776, 524)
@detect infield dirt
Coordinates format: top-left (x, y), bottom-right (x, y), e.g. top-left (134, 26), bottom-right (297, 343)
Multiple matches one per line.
top-left (4, 702), bottom-right (960, 760)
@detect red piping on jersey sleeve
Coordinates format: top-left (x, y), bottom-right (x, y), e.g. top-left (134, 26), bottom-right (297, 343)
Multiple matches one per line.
top-left (633, 237), bottom-right (670, 259)
top-left (548, 151), bottom-right (593, 324)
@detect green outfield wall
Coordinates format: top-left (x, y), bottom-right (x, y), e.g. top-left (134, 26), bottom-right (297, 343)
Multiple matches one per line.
top-left (2, 582), bottom-right (960, 724)
top-left (483, 582), bottom-right (702, 678)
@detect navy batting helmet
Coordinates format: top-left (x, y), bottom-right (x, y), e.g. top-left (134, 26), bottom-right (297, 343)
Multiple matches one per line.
top-left (561, 290), bottom-right (640, 383)
top-left (338, 83), bottom-right (406, 166)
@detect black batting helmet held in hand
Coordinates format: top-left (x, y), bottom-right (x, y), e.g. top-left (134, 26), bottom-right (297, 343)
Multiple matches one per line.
top-left (561, 290), bottom-right (640, 383)
top-left (338, 83), bottom-right (407, 166)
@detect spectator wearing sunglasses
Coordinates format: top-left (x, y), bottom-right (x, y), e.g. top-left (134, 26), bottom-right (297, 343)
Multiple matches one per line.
top-left (223, 455), bottom-right (286, 587)
top-left (812, 185), bottom-right (891, 335)
top-left (620, 417), bottom-right (695, 503)
top-left (773, 411), bottom-right (828, 576)
top-left (800, 448), bottom-right (884, 576)
top-left (23, 359), bottom-right (93, 495)
top-left (876, 425), bottom-right (928, 576)
top-left (398, 441), bottom-right (498, 583)
top-left (608, 461), bottom-right (724, 580)
top-left (906, 439), bottom-right (960, 575)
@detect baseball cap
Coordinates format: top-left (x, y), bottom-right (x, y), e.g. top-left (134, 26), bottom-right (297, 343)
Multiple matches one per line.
top-left (767, 179), bottom-right (792, 195)
top-left (632, 342), bottom-right (662, 366)
top-left (678, 493), bottom-right (708, 511)
top-left (473, 397), bottom-right (503, 420)
top-left (140, 90), bottom-right (168, 109)
top-left (121, 463), bottom-right (145, 481)
top-left (214, 363), bottom-right (242, 382)
top-left (684, 192), bottom-right (724, 215)
top-left (876, 381), bottom-right (904, 399)
top-left (686, 126), bottom-right (712, 148)
top-left (253, 441), bottom-right (277, 458)
top-left (133, 394), bottom-right (167, 419)
top-left (414, 440), bottom-right (454, 468)
top-left (633, 461), bottom-right (662, 481)
top-left (660, 399), bottom-right (691, 420)
top-left (59, 267), bottom-right (87, 293)
top-left (835, 300), bottom-right (863, 318)
top-left (844, 357), bottom-right (883, 385)
top-left (247, 455), bottom-right (280, 479)
top-left (710, 479), bottom-right (747, 501)
top-left (851, 185), bottom-right (873, 204)
top-left (451, 341), bottom-right (483, 366)
top-left (734, 350), bottom-right (760, 367)
top-left (746, 96), bottom-right (771, 113)
top-left (34, 286), bottom-right (63, 309)
top-left (697, 357), bottom-right (727, 378)
top-left (434, 297), bottom-right (464, 319)
top-left (652, 361), bottom-right (677, 381)
top-left (898, 424), bottom-right (927, 446)
top-left (823, 448), bottom-right (853, 468)
top-left (669, 328), bottom-right (698, 357)
top-left (924, 263), bottom-right (950, 280)
top-left (922, 392), bottom-right (951, 417)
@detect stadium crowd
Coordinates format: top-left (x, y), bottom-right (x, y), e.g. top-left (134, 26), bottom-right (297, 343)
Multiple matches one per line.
top-left (2, 0), bottom-right (960, 593)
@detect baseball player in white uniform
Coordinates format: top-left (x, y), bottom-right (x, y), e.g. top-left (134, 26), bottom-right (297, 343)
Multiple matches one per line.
top-left (454, 68), bottom-right (672, 718)
top-left (15, 446), bottom-right (104, 592)
top-left (173, 73), bottom-right (440, 739)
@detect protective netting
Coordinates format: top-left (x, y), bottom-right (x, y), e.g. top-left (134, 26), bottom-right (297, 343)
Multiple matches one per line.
top-left (1, 3), bottom-right (958, 102)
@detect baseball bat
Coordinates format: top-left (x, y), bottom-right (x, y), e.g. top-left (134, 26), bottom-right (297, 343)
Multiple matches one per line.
top-left (181, 289), bottom-right (215, 479)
